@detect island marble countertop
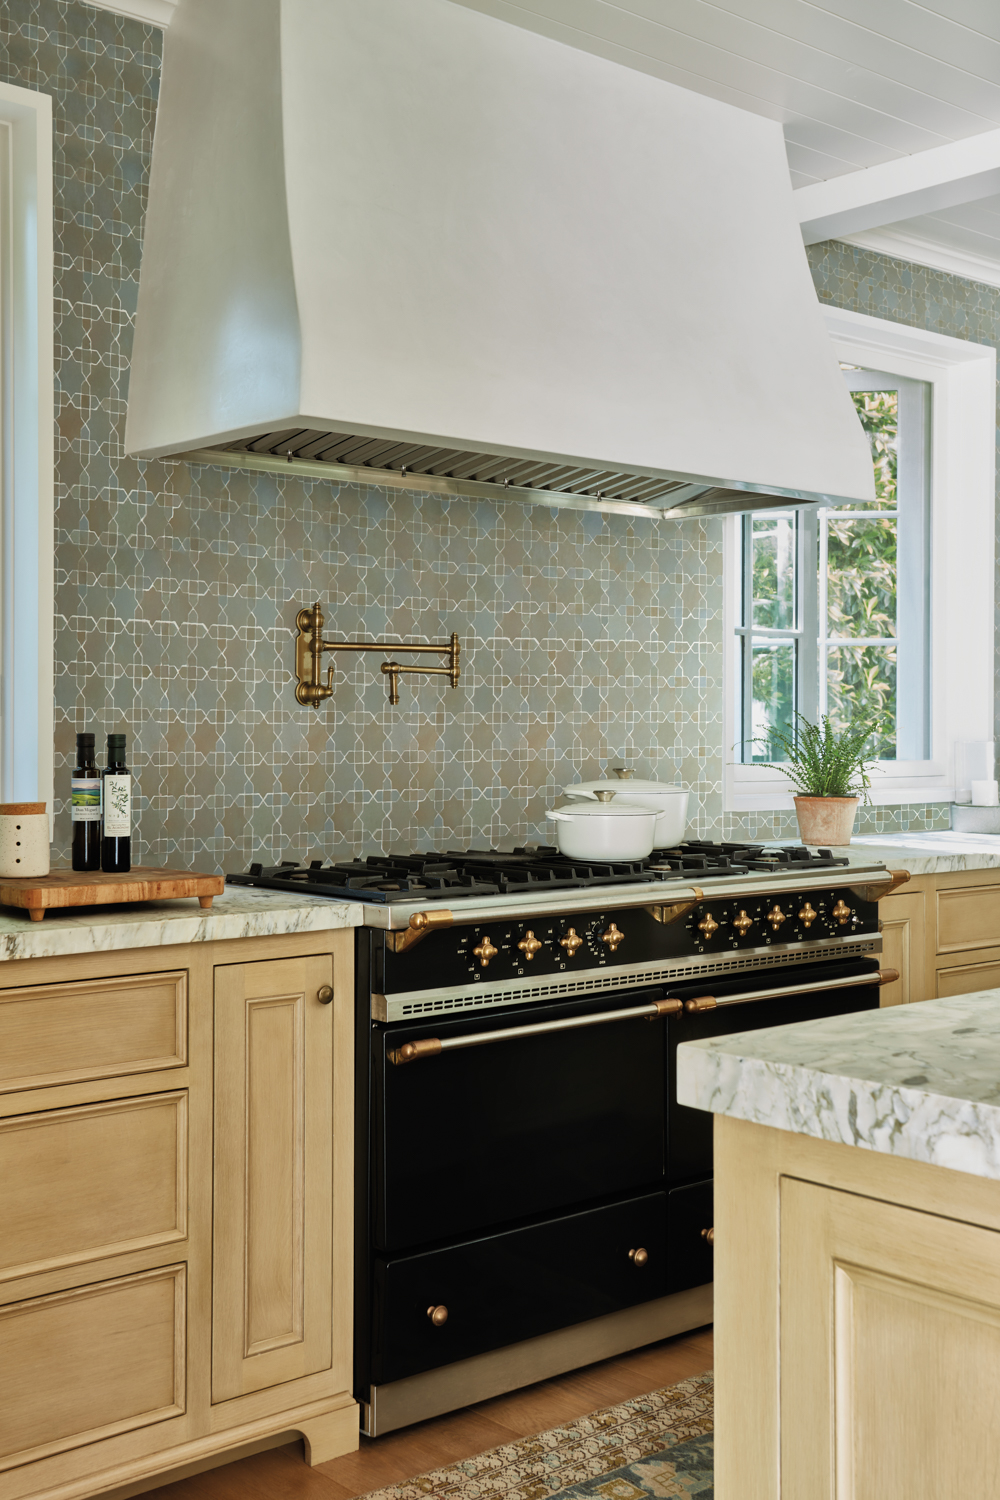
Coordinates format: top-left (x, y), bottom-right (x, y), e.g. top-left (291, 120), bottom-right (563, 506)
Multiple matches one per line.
top-left (0, 886), bottom-right (363, 962)
top-left (677, 989), bottom-right (1000, 1180)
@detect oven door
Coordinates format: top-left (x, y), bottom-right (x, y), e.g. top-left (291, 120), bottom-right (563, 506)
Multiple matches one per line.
top-left (373, 986), bottom-right (668, 1254)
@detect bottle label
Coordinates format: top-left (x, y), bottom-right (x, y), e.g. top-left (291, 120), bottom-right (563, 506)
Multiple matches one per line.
top-left (72, 777), bottom-right (102, 823)
top-left (103, 774), bottom-right (131, 836)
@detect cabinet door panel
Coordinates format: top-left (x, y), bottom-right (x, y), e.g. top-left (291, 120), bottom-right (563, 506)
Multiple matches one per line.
top-left (212, 955), bottom-right (334, 1401)
top-left (936, 885), bottom-right (1000, 954)
top-left (878, 891), bottom-right (927, 1006)
top-left (781, 1177), bottom-right (1000, 1499)
top-left (0, 1092), bottom-right (186, 1285)
top-left (0, 1265), bottom-right (185, 1470)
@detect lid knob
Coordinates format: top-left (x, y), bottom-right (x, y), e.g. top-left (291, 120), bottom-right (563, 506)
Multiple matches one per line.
top-left (593, 790), bottom-right (615, 803)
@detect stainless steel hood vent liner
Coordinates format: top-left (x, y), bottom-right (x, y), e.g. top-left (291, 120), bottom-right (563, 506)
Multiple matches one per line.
top-left (125, 0), bottom-right (876, 520)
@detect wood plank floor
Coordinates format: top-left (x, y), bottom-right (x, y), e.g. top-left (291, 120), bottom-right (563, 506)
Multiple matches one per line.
top-left (147, 1326), bottom-right (713, 1500)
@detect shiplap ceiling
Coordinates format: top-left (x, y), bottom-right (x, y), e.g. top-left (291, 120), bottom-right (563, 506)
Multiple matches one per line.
top-left (91, 0), bottom-right (1000, 284)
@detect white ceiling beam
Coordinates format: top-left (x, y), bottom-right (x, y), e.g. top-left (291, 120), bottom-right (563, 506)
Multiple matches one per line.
top-left (795, 128), bottom-right (1000, 244)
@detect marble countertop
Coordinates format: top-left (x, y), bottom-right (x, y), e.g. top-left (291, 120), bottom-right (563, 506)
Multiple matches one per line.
top-left (0, 886), bottom-right (363, 962)
top-left (837, 832), bottom-right (1000, 875)
top-left (677, 989), bottom-right (1000, 1180)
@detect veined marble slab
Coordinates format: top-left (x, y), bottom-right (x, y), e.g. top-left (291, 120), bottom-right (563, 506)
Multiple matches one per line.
top-left (839, 832), bottom-right (1000, 875)
top-left (677, 990), bottom-right (1000, 1181)
top-left (0, 886), bottom-right (363, 962)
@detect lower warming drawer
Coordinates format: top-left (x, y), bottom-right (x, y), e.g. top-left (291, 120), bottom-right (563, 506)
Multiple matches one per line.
top-left (371, 1191), bottom-right (668, 1384)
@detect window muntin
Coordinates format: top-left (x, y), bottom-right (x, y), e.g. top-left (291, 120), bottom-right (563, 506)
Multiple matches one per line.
top-left (737, 367), bottom-right (929, 766)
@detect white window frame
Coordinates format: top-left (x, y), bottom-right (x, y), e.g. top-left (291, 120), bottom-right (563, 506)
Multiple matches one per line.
top-left (0, 82), bottom-right (53, 820)
top-left (725, 305), bottom-right (995, 811)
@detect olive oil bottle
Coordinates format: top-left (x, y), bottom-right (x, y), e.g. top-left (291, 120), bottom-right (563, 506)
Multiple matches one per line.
top-left (71, 732), bottom-right (102, 871)
top-left (101, 733), bottom-right (132, 873)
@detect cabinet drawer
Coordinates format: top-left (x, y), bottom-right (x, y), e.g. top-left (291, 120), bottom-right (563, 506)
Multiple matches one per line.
top-left (0, 971), bottom-right (187, 1093)
top-left (0, 1092), bottom-right (187, 1285)
top-left (937, 887), bottom-right (1000, 954)
top-left (666, 1179), bottom-right (714, 1294)
top-left (937, 958), bottom-right (1000, 997)
top-left (373, 1192), bottom-right (667, 1384)
top-left (0, 1265), bottom-right (185, 1471)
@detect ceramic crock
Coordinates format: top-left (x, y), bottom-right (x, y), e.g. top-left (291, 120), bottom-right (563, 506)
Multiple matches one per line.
top-left (563, 778), bottom-right (690, 844)
top-left (545, 797), bottom-right (658, 860)
top-left (0, 802), bottom-right (50, 877)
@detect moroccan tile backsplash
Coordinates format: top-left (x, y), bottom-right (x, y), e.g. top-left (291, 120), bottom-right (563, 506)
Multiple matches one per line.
top-left (1, 0), bottom-right (978, 867)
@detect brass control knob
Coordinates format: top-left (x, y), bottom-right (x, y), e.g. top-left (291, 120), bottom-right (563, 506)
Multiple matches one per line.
top-left (601, 922), bottom-right (625, 952)
top-left (473, 935), bottom-right (499, 967)
top-left (317, 986), bottom-right (334, 1004)
top-left (629, 1247), bottom-right (649, 1266)
top-left (798, 903), bottom-right (817, 929)
top-left (733, 909), bottom-right (754, 937)
top-left (696, 913), bottom-right (719, 939)
top-left (518, 930), bottom-right (543, 960)
top-left (767, 905), bottom-right (787, 932)
top-left (559, 927), bottom-right (583, 957)
top-left (832, 899), bottom-right (853, 926)
top-left (426, 1305), bottom-right (449, 1327)
top-left (701, 1227), bottom-right (715, 1246)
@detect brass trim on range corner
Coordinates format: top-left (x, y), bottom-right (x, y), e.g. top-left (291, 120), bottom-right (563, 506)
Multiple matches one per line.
top-left (647, 890), bottom-right (703, 924)
top-left (851, 868), bottom-right (911, 903)
top-left (361, 1283), bottom-right (714, 1436)
top-left (386, 909), bottom-right (455, 954)
top-left (294, 601), bottom-right (460, 707)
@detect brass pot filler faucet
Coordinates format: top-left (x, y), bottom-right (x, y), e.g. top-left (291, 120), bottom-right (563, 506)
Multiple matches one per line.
top-left (294, 603), bottom-right (461, 707)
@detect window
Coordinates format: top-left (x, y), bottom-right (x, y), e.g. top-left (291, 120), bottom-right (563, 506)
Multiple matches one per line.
top-left (737, 368), bottom-right (929, 765)
top-left (725, 306), bottom-right (994, 811)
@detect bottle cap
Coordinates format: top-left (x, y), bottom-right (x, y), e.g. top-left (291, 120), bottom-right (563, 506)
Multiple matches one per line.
top-left (76, 732), bottom-right (95, 745)
top-left (107, 733), bottom-right (126, 747)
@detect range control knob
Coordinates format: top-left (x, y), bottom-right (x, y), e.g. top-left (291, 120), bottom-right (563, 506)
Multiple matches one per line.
top-left (518, 930), bottom-right (543, 961)
top-left (733, 909), bottom-right (754, 937)
top-left (832, 899), bottom-right (853, 926)
top-left (696, 912), bottom-right (719, 939)
top-left (601, 922), bottom-right (625, 952)
top-left (559, 927), bottom-right (583, 957)
top-left (767, 905), bottom-right (787, 932)
top-left (473, 935), bottom-right (498, 967)
top-left (798, 902), bottom-right (818, 929)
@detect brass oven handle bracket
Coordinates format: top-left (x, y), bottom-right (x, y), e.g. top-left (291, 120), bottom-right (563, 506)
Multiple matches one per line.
top-left (386, 909), bottom-right (455, 954)
top-left (851, 869), bottom-right (911, 904)
top-left (295, 602), bottom-right (460, 708)
top-left (647, 888), bottom-right (704, 924)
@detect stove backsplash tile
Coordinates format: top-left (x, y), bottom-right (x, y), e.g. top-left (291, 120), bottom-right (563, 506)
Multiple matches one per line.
top-left (3, 0), bottom-right (959, 867)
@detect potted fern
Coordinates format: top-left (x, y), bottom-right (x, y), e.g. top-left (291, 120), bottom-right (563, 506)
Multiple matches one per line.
top-left (754, 711), bottom-right (883, 846)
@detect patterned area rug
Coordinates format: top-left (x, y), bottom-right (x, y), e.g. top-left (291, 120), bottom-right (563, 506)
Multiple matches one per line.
top-left (359, 1372), bottom-right (714, 1500)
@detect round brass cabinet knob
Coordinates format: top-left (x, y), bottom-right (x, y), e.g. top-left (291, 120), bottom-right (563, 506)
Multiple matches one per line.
top-left (518, 930), bottom-right (543, 961)
top-left (559, 927), bottom-right (583, 956)
top-left (701, 1227), bottom-right (715, 1246)
top-left (316, 986), bottom-right (334, 1004)
top-left (427, 1304), bottom-right (449, 1327)
top-left (473, 935), bottom-right (499, 967)
top-left (601, 922), bottom-right (625, 952)
top-left (629, 1248), bottom-right (649, 1267)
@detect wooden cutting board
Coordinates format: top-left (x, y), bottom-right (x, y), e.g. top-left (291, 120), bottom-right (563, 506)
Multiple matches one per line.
top-left (0, 867), bottom-right (225, 921)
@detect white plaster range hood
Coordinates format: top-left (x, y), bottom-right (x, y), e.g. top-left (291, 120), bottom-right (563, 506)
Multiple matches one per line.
top-left (124, 0), bottom-right (876, 520)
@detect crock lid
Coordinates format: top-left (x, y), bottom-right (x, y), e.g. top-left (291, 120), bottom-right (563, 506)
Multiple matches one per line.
top-left (564, 779), bottom-right (689, 796)
top-left (547, 800), bottom-right (658, 819)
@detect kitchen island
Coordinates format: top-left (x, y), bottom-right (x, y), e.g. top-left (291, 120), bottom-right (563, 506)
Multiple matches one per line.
top-left (677, 990), bottom-right (1000, 1498)
top-left (0, 886), bottom-right (362, 1500)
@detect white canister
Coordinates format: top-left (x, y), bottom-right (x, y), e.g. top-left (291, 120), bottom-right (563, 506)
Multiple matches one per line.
top-left (0, 803), bottom-right (50, 878)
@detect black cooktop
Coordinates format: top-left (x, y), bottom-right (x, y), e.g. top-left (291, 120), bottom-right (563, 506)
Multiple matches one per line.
top-left (226, 842), bottom-right (851, 904)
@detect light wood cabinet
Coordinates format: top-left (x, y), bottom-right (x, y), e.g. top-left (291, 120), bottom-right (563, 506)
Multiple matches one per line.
top-left (715, 1114), bottom-right (1000, 1499)
top-left (877, 866), bottom-right (1000, 1005)
top-left (0, 929), bottom-right (357, 1500)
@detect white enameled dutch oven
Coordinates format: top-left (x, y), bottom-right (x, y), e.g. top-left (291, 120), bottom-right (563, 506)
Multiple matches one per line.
top-left (545, 793), bottom-right (659, 861)
top-left (562, 776), bottom-right (690, 845)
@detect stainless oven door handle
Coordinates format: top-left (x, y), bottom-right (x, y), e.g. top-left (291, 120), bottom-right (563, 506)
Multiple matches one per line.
top-left (683, 968), bottom-right (896, 1012)
top-left (387, 996), bottom-right (688, 1064)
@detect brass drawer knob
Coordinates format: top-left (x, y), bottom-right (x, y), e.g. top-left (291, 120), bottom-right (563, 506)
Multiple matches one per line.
top-left (473, 935), bottom-right (498, 967)
top-left (427, 1304), bottom-right (449, 1327)
top-left (701, 1227), bottom-right (714, 1246)
top-left (601, 922), bottom-right (625, 952)
top-left (518, 930), bottom-right (543, 960)
top-left (559, 927), bottom-right (583, 956)
top-left (317, 986), bottom-right (334, 1004)
top-left (629, 1247), bottom-right (648, 1266)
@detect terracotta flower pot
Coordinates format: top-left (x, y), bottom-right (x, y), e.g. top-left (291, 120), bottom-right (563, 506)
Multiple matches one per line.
top-left (793, 795), bottom-right (860, 847)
